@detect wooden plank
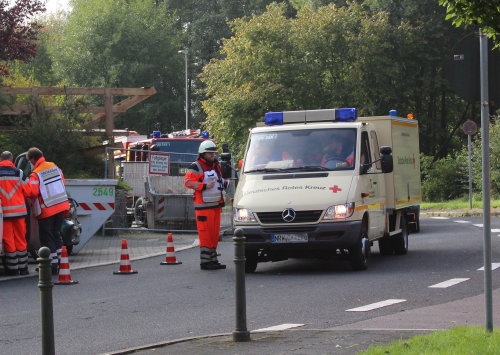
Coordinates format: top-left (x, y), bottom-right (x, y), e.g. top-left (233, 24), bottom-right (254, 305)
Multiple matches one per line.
top-left (1, 87), bottom-right (157, 96)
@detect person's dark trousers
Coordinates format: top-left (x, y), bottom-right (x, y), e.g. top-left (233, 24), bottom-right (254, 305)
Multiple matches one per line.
top-left (38, 212), bottom-right (64, 273)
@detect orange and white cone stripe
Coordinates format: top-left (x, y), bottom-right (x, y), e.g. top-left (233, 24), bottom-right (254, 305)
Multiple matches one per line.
top-left (161, 233), bottom-right (182, 265)
top-left (54, 246), bottom-right (78, 285)
top-left (113, 239), bottom-right (138, 274)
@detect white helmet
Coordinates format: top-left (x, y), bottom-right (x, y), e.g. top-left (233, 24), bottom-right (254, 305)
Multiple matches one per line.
top-left (198, 140), bottom-right (218, 154)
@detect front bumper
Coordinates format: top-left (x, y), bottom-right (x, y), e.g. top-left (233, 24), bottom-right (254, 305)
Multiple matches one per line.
top-left (234, 220), bottom-right (362, 257)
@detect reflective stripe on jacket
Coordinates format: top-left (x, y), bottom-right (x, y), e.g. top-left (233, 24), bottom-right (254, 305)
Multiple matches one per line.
top-left (184, 158), bottom-right (225, 210)
top-left (28, 157), bottom-right (70, 219)
top-left (0, 160), bottom-right (31, 219)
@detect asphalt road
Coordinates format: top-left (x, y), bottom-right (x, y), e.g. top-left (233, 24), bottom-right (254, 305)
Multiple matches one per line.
top-left (0, 216), bottom-right (499, 355)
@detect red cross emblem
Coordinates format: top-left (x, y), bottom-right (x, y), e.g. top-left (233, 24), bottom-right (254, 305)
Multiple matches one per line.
top-left (329, 185), bottom-right (342, 193)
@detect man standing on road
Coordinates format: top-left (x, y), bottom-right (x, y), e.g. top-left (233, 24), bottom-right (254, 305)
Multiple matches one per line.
top-left (184, 140), bottom-right (228, 270)
top-left (0, 151), bottom-right (32, 276)
top-left (26, 147), bottom-right (69, 275)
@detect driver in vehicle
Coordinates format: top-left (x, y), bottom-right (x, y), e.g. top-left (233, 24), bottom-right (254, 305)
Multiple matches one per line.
top-left (320, 134), bottom-right (354, 168)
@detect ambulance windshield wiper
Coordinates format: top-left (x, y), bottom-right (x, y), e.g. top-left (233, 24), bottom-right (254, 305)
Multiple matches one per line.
top-left (244, 168), bottom-right (292, 174)
top-left (286, 166), bottom-right (330, 171)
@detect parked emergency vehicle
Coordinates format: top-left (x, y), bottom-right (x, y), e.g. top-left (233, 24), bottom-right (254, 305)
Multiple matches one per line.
top-left (233, 108), bottom-right (421, 272)
top-left (121, 129), bottom-right (232, 229)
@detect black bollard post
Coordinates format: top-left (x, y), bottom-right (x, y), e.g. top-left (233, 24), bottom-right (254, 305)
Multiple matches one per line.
top-left (233, 228), bottom-right (251, 342)
top-left (38, 247), bottom-right (55, 355)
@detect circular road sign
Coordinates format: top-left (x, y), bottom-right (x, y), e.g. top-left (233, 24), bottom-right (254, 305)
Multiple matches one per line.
top-left (463, 120), bottom-right (477, 135)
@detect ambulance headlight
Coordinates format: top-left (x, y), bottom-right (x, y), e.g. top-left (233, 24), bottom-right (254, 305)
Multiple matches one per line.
top-left (322, 203), bottom-right (354, 220)
top-left (234, 208), bottom-right (257, 222)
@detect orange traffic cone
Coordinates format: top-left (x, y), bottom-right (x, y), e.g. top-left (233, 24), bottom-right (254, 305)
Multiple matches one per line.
top-left (161, 233), bottom-right (182, 265)
top-left (54, 246), bottom-right (78, 285)
top-left (113, 239), bottom-right (138, 274)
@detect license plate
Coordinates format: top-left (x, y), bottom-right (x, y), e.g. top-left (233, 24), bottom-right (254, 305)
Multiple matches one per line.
top-left (271, 233), bottom-right (308, 243)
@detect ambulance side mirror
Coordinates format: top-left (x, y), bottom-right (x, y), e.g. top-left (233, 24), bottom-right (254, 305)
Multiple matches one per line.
top-left (380, 146), bottom-right (393, 173)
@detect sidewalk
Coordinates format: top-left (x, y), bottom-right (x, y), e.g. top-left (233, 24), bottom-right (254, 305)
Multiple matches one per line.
top-left (0, 230), bottom-right (199, 281)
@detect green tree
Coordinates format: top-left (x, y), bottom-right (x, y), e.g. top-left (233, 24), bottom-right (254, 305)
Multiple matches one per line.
top-left (438, 0), bottom-right (500, 46)
top-left (46, 0), bottom-right (183, 134)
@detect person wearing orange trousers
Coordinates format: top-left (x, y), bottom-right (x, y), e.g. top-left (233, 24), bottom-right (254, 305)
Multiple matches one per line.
top-left (184, 140), bottom-right (228, 270)
top-left (0, 151), bottom-right (32, 276)
top-left (25, 147), bottom-right (70, 275)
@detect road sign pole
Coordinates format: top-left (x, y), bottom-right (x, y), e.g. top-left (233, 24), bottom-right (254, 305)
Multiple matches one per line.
top-left (468, 134), bottom-right (472, 209)
top-left (479, 29), bottom-right (492, 332)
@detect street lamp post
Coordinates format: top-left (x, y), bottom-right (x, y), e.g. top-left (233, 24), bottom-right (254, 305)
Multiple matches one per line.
top-left (178, 49), bottom-right (189, 130)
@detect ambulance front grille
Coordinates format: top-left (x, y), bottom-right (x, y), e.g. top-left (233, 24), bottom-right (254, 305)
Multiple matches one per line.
top-left (257, 210), bottom-right (322, 224)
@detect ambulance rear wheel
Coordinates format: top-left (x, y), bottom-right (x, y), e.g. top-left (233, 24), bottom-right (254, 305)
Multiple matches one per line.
top-left (393, 215), bottom-right (409, 255)
top-left (350, 224), bottom-right (369, 271)
top-left (245, 251), bottom-right (258, 273)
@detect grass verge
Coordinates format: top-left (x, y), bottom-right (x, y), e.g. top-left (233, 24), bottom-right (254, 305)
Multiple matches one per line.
top-left (359, 326), bottom-right (500, 355)
top-left (421, 198), bottom-right (500, 210)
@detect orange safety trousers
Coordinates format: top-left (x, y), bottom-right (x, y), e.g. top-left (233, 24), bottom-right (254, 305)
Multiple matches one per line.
top-left (3, 218), bottom-right (27, 253)
top-left (195, 207), bottom-right (222, 249)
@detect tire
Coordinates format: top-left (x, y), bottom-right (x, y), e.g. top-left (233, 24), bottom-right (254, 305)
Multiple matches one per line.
top-left (245, 251), bottom-right (258, 273)
top-left (378, 237), bottom-right (394, 255)
top-left (349, 224), bottom-right (370, 271)
top-left (393, 215), bottom-right (409, 255)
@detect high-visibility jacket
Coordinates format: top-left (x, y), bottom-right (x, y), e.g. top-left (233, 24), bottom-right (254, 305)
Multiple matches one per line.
top-left (27, 157), bottom-right (69, 219)
top-left (184, 156), bottom-right (225, 210)
top-left (0, 160), bottom-right (31, 219)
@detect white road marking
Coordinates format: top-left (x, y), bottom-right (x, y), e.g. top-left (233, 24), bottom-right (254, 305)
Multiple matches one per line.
top-left (253, 323), bottom-right (304, 332)
top-left (491, 229), bottom-right (500, 233)
top-left (430, 217), bottom-right (449, 219)
top-left (346, 299), bottom-right (406, 312)
top-left (473, 224), bottom-right (483, 228)
top-left (478, 263), bottom-right (500, 271)
top-left (429, 278), bottom-right (469, 288)
top-left (453, 220), bottom-right (471, 224)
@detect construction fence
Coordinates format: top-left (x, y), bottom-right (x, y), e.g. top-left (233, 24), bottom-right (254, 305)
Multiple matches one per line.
top-left (104, 147), bottom-right (236, 235)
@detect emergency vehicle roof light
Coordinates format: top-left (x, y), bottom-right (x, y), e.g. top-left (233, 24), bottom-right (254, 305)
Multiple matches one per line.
top-left (264, 108), bottom-right (357, 126)
top-left (201, 131), bottom-right (210, 138)
top-left (152, 130), bottom-right (161, 138)
top-left (389, 110), bottom-right (397, 117)
top-left (264, 112), bottom-right (284, 125)
top-left (335, 108), bottom-right (357, 121)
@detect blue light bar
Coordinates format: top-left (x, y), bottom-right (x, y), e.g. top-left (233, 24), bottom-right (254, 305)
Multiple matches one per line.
top-left (389, 110), bottom-right (397, 116)
top-left (264, 112), bottom-right (284, 125)
top-left (201, 131), bottom-right (210, 138)
top-left (335, 108), bottom-right (357, 121)
top-left (152, 130), bottom-right (161, 138)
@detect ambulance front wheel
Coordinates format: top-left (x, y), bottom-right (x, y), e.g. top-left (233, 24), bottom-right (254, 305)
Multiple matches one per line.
top-left (350, 223), bottom-right (369, 271)
top-left (245, 251), bottom-right (258, 273)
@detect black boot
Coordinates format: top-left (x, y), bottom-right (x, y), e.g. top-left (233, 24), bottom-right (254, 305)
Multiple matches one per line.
top-left (201, 261), bottom-right (225, 270)
top-left (19, 268), bottom-right (29, 275)
top-left (5, 269), bottom-right (19, 276)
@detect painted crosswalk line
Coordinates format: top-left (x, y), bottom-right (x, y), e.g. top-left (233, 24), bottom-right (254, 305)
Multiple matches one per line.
top-left (429, 278), bottom-right (469, 288)
top-left (430, 217), bottom-right (449, 220)
top-left (478, 263), bottom-right (500, 271)
top-left (453, 220), bottom-right (471, 224)
top-left (346, 299), bottom-right (406, 312)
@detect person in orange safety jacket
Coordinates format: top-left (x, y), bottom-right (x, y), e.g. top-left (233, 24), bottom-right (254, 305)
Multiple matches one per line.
top-left (26, 147), bottom-right (70, 275)
top-left (0, 151), bottom-right (32, 276)
top-left (184, 140), bottom-right (228, 270)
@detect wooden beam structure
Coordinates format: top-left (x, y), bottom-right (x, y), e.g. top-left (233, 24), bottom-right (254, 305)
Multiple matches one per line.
top-left (0, 86), bottom-right (157, 178)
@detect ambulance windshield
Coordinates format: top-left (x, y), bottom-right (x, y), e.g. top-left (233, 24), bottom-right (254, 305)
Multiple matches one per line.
top-left (244, 128), bottom-right (356, 173)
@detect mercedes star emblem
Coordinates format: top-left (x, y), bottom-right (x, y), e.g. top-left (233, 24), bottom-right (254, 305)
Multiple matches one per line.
top-left (282, 208), bottom-right (296, 223)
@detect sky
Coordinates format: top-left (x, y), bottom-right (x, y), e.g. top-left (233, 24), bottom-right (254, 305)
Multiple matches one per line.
top-left (44, 0), bottom-right (71, 13)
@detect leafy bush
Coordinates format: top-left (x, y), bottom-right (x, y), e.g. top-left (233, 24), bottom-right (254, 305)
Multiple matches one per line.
top-left (421, 154), bottom-right (468, 202)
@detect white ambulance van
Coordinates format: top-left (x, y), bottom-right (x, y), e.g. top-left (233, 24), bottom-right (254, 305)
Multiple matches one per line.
top-left (233, 108), bottom-right (421, 272)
